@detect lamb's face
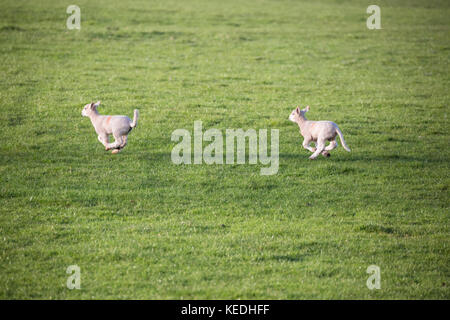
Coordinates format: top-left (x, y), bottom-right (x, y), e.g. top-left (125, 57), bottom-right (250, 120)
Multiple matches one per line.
top-left (289, 108), bottom-right (300, 123)
top-left (81, 103), bottom-right (92, 117)
top-left (81, 102), bottom-right (99, 117)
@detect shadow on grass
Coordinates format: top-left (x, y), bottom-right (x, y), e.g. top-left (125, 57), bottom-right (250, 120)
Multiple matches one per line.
top-left (279, 153), bottom-right (446, 164)
top-left (271, 254), bottom-right (307, 262)
top-left (255, 254), bottom-right (308, 263)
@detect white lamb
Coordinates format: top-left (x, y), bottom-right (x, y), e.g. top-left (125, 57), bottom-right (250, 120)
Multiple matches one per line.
top-left (289, 105), bottom-right (350, 159)
top-left (82, 101), bottom-right (139, 154)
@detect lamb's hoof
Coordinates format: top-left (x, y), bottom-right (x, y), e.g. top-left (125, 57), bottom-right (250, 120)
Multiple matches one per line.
top-left (111, 149), bottom-right (120, 154)
top-left (105, 147), bottom-right (110, 151)
top-left (309, 156), bottom-right (317, 160)
top-left (322, 151), bottom-right (330, 157)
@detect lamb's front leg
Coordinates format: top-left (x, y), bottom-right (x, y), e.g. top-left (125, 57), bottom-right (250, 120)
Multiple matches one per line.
top-left (302, 138), bottom-right (316, 153)
top-left (309, 139), bottom-right (326, 160)
top-left (98, 134), bottom-right (109, 148)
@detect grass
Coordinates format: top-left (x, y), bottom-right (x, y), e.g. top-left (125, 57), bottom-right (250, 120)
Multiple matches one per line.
top-left (0, 0), bottom-right (449, 299)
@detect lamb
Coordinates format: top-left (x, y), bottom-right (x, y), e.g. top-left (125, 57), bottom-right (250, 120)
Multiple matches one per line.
top-left (82, 101), bottom-right (139, 154)
top-left (289, 105), bottom-right (350, 159)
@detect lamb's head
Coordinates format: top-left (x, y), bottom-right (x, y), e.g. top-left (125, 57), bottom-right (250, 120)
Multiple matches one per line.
top-left (289, 105), bottom-right (309, 123)
top-left (81, 101), bottom-right (101, 117)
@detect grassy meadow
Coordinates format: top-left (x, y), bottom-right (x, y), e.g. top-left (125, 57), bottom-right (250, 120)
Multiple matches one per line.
top-left (0, 0), bottom-right (449, 299)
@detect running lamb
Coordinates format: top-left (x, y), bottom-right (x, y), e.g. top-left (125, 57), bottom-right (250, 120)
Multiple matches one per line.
top-left (289, 105), bottom-right (350, 159)
top-left (82, 101), bottom-right (139, 154)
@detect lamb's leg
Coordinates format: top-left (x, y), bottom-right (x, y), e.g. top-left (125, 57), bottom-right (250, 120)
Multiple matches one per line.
top-left (309, 138), bottom-right (325, 160)
top-left (98, 134), bottom-right (109, 148)
top-left (106, 134), bottom-right (123, 151)
top-left (302, 138), bottom-right (316, 153)
top-left (119, 135), bottom-right (128, 149)
top-left (322, 139), bottom-right (337, 157)
top-left (324, 139), bottom-right (338, 151)
top-left (112, 135), bottom-right (128, 154)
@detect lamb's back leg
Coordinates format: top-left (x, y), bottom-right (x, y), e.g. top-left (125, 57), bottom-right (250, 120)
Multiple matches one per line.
top-left (324, 139), bottom-right (338, 151)
top-left (106, 132), bottom-right (123, 151)
top-left (119, 135), bottom-right (128, 149)
top-left (322, 139), bottom-right (338, 157)
top-left (111, 135), bottom-right (128, 153)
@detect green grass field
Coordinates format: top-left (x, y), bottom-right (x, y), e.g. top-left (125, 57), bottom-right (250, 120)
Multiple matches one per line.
top-left (0, 0), bottom-right (449, 299)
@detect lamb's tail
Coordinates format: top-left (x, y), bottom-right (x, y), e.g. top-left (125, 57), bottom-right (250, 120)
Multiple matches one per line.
top-left (336, 126), bottom-right (351, 152)
top-left (130, 109), bottom-right (139, 128)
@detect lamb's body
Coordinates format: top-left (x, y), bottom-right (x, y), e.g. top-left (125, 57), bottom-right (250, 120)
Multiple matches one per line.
top-left (91, 115), bottom-right (134, 137)
top-left (300, 120), bottom-right (338, 142)
top-left (289, 106), bottom-right (350, 159)
top-left (82, 101), bottom-right (138, 154)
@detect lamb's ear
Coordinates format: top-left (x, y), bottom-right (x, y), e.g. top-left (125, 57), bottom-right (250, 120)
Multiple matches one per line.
top-left (305, 105), bottom-right (310, 112)
top-left (296, 107), bottom-right (300, 113)
top-left (94, 101), bottom-right (101, 107)
top-left (90, 102), bottom-right (95, 109)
